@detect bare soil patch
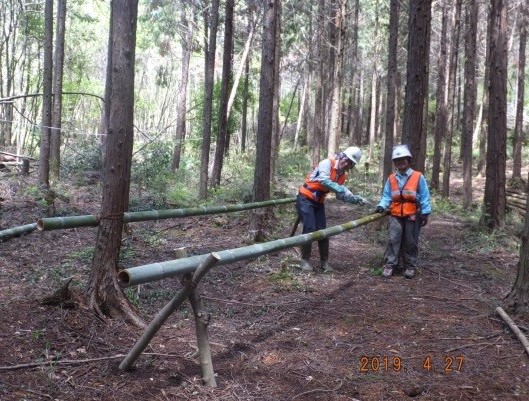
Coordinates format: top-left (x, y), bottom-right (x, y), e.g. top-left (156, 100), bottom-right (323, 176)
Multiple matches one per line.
top-left (1, 172), bottom-right (528, 401)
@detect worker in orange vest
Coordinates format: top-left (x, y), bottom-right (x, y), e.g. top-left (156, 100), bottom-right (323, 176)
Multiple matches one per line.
top-left (297, 146), bottom-right (369, 272)
top-left (375, 144), bottom-right (431, 279)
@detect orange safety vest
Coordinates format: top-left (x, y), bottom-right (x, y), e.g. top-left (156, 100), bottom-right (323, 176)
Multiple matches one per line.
top-left (389, 170), bottom-right (421, 217)
top-left (298, 158), bottom-right (347, 204)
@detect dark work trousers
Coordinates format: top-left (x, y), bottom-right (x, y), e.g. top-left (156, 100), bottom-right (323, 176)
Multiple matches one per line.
top-left (385, 214), bottom-right (422, 270)
top-left (296, 194), bottom-right (329, 251)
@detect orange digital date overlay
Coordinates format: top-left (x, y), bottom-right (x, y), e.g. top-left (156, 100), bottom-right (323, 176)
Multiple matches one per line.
top-left (359, 355), bottom-right (465, 373)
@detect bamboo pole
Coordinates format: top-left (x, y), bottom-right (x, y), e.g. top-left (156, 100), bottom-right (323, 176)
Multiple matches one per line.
top-left (119, 253), bottom-right (220, 372)
top-left (118, 212), bottom-right (387, 286)
top-left (0, 223), bottom-right (38, 242)
top-left (495, 306), bottom-right (529, 357)
top-left (37, 197), bottom-right (296, 231)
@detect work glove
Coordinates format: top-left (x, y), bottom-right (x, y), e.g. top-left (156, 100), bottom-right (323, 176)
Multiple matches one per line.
top-left (356, 196), bottom-right (370, 206)
top-left (420, 214), bottom-right (429, 227)
top-left (375, 206), bottom-right (385, 214)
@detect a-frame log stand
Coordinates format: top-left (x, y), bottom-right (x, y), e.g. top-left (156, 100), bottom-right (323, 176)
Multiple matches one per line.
top-left (119, 251), bottom-right (220, 387)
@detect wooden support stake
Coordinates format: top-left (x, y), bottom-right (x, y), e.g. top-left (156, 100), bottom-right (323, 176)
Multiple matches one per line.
top-left (179, 247), bottom-right (217, 387)
top-left (185, 276), bottom-right (217, 387)
top-left (495, 306), bottom-right (529, 357)
top-left (119, 252), bottom-right (220, 371)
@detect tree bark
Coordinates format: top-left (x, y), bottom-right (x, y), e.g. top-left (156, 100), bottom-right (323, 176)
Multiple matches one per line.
top-left (252, 0), bottom-right (279, 241)
top-left (512, 1), bottom-right (527, 180)
top-left (442, 0), bottom-right (462, 198)
top-left (401, 0), bottom-right (432, 172)
top-left (86, 0), bottom-right (143, 326)
top-left (431, 1), bottom-right (449, 191)
top-left (461, 0), bottom-right (478, 209)
top-left (481, 0), bottom-right (508, 229)
top-left (211, 0), bottom-right (234, 187)
top-left (171, 1), bottom-right (195, 171)
top-left (38, 0), bottom-right (53, 189)
top-left (50, 0), bottom-right (67, 182)
top-left (382, 0), bottom-right (399, 184)
top-left (198, 0), bottom-right (220, 199)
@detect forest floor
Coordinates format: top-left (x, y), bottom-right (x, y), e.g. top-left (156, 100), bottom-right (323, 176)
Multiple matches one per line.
top-left (1, 166), bottom-right (529, 401)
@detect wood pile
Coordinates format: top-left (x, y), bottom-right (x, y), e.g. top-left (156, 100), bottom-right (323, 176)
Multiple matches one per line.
top-left (506, 188), bottom-right (528, 215)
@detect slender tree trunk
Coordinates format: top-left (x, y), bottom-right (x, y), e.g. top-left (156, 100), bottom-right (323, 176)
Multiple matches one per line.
top-left (328, 0), bottom-right (346, 155)
top-left (171, 1), bottom-right (195, 171)
top-left (431, 1), bottom-right (449, 191)
top-left (269, 0), bottom-right (282, 186)
top-left (87, 0), bottom-right (142, 326)
top-left (252, 0), bottom-right (279, 241)
top-left (442, 0), bottom-right (462, 198)
top-left (38, 0), bottom-right (53, 189)
top-left (241, 50), bottom-right (250, 152)
top-left (50, 0), bottom-right (67, 182)
top-left (477, 3), bottom-right (492, 177)
top-left (462, 0), bottom-right (478, 209)
top-left (382, 0), bottom-right (399, 183)
top-left (401, 0), bottom-right (432, 172)
top-left (211, 0), bottom-right (234, 187)
top-left (512, 1), bottom-right (527, 180)
top-left (199, 0), bottom-right (220, 199)
top-left (481, 0), bottom-right (508, 229)
top-left (312, 0), bottom-right (325, 165)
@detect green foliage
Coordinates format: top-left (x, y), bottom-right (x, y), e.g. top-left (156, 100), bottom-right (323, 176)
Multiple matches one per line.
top-left (61, 139), bottom-right (102, 178)
top-left (130, 141), bottom-right (173, 202)
top-left (279, 89), bottom-right (300, 127)
top-left (208, 151), bottom-right (255, 203)
top-left (276, 148), bottom-right (312, 179)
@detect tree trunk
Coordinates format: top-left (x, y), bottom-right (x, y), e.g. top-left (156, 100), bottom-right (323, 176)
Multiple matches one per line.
top-left (269, 0), bottom-right (281, 186)
top-left (431, 1), bottom-right (449, 191)
top-left (442, 0), bottom-right (462, 198)
top-left (50, 0), bottom-right (67, 182)
top-left (382, 0), bottom-right (400, 184)
top-left (86, 0), bottom-right (143, 327)
top-left (512, 1), bottom-right (527, 180)
top-left (38, 0), bottom-right (53, 189)
top-left (211, 0), bottom-right (234, 187)
top-left (252, 0), bottom-right (279, 241)
top-left (198, 0), bottom-right (220, 199)
top-left (401, 0), bottom-right (432, 172)
top-left (171, 1), bottom-right (195, 171)
top-left (311, 0), bottom-right (325, 165)
top-left (241, 49), bottom-right (250, 152)
top-left (461, 0), bottom-right (478, 209)
top-left (327, 0), bottom-right (346, 156)
top-left (481, 0), bottom-right (508, 229)
top-left (367, 0), bottom-right (379, 164)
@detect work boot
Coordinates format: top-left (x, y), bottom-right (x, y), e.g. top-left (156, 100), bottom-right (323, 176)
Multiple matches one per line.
top-left (404, 268), bottom-right (416, 279)
top-left (318, 239), bottom-right (333, 272)
top-left (321, 260), bottom-right (334, 272)
top-left (299, 242), bottom-right (313, 271)
top-left (382, 265), bottom-right (394, 278)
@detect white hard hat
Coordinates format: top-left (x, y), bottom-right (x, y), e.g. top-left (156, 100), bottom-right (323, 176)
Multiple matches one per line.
top-left (343, 146), bottom-right (362, 164)
top-left (391, 144), bottom-right (412, 160)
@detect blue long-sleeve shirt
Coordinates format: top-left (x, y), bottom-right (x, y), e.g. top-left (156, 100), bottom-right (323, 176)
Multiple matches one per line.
top-left (377, 168), bottom-right (432, 215)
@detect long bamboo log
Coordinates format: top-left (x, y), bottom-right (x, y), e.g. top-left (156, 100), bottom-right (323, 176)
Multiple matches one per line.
top-left (37, 197), bottom-right (297, 231)
top-left (0, 223), bottom-right (38, 242)
top-left (118, 212), bottom-right (387, 286)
